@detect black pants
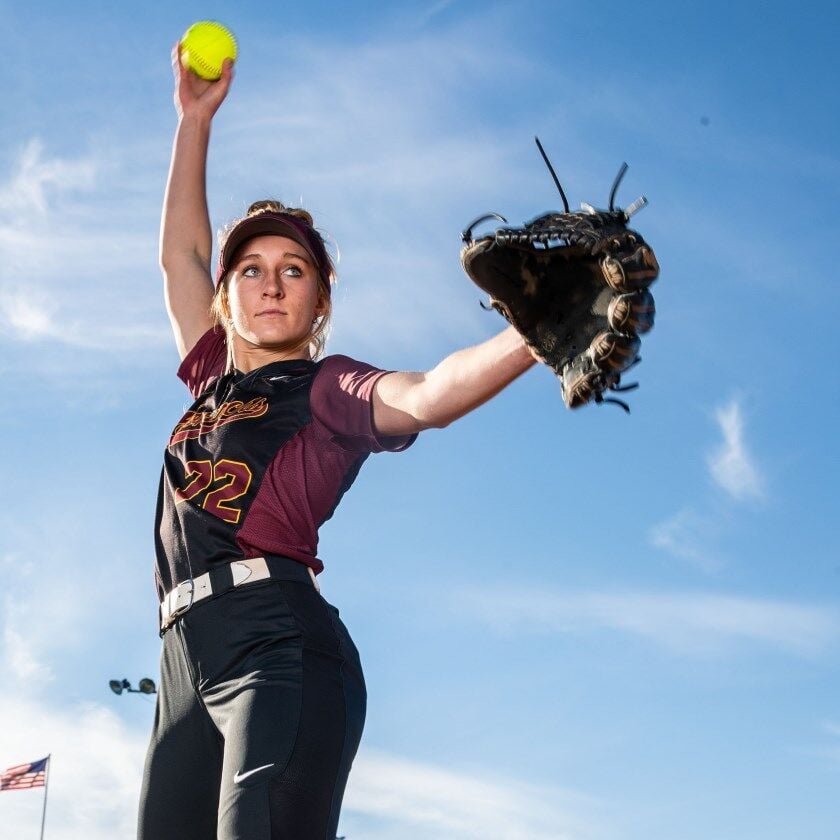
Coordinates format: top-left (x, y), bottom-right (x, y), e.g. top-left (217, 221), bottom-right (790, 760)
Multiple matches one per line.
top-left (138, 563), bottom-right (366, 840)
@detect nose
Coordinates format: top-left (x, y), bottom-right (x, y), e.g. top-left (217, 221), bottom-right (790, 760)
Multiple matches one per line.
top-left (262, 270), bottom-right (285, 298)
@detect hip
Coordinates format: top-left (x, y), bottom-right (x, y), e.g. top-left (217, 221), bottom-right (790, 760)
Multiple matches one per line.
top-left (162, 575), bottom-right (365, 701)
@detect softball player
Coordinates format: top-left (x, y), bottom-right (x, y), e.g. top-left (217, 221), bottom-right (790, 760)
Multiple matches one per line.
top-left (137, 50), bottom-right (536, 840)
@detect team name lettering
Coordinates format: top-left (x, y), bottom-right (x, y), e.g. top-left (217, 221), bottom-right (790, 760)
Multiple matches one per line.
top-left (169, 397), bottom-right (268, 446)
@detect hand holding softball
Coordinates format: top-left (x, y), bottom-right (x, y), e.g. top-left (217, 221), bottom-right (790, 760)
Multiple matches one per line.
top-left (180, 21), bottom-right (237, 80)
top-left (172, 21), bottom-right (237, 120)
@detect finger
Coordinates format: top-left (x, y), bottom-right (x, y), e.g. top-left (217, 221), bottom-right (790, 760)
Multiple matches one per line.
top-left (177, 50), bottom-right (194, 85)
top-left (214, 59), bottom-right (235, 96)
top-left (172, 43), bottom-right (190, 86)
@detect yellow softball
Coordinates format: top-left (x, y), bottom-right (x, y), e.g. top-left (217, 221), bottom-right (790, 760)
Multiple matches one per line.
top-left (180, 21), bottom-right (237, 81)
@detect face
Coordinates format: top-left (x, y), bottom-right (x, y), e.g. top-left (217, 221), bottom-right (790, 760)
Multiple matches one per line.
top-left (225, 234), bottom-right (326, 359)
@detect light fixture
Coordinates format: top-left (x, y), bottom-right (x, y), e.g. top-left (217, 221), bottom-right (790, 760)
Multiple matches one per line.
top-left (109, 677), bottom-right (157, 696)
top-left (109, 679), bottom-right (130, 695)
top-left (138, 678), bottom-right (157, 695)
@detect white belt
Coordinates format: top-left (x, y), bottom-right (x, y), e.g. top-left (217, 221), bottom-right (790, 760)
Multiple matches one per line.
top-left (160, 557), bottom-right (319, 632)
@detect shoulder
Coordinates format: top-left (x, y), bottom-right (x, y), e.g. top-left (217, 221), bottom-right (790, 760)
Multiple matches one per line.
top-left (312, 354), bottom-right (390, 398)
top-left (311, 354), bottom-right (413, 453)
top-left (317, 353), bottom-right (384, 375)
top-left (177, 327), bottom-right (227, 398)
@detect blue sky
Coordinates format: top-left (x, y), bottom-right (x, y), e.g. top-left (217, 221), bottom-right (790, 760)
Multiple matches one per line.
top-left (1, 0), bottom-right (838, 837)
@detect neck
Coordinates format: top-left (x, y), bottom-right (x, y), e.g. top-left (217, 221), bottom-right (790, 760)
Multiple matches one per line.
top-left (229, 336), bottom-right (313, 373)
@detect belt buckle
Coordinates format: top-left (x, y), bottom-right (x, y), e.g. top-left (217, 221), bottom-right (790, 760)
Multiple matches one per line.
top-left (167, 578), bottom-right (195, 626)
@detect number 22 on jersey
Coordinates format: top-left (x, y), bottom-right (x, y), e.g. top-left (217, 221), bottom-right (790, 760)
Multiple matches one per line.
top-left (174, 459), bottom-right (253, 524)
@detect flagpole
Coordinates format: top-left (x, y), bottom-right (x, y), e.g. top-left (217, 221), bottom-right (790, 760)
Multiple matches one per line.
top-left (39, 755), bottom-right (50, 840)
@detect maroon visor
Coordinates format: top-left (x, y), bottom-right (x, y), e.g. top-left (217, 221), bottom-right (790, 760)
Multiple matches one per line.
top-left (216, 212), bottom-right (331, 286)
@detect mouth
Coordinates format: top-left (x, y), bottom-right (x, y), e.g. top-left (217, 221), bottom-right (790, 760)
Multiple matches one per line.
top-left (256, 309), bottom-right (287, 317)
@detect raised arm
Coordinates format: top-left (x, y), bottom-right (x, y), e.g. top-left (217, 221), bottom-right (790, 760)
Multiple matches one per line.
top-left (373, 326), bottom-right (537, 435)
top-left (160, 45), bottom-right (234, 359)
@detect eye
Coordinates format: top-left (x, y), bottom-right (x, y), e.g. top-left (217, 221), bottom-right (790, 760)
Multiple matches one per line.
top-left (282, 264), bottom-right (303, 277)
top-left (242, 265), bottom-right (261, 278)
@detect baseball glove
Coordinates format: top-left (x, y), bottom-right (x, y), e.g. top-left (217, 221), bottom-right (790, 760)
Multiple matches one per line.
top-left (460, 140), bottom-right (660, 412)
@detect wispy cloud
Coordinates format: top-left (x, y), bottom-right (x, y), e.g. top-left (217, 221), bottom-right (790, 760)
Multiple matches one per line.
top-left (648, 507), bottom-right (725, 573)
top-left (650, 400), bottom-right (764, 570)
top-left (0, 138), bottom-right (95, 215)
top-left (2, 573), bottom-right (95, 697)
top-left (3, 625), bottom-right (54, 690)
top-left (0, 290), bottom-right (58, 340)
top-left (344, 748), bottom-right (605, 840)
top-left (0, 139), bottom-right (169, 368)
top-left (457, 587), bottom-right (839, 657)
top-left (706, 399), bottom-right (765, 501)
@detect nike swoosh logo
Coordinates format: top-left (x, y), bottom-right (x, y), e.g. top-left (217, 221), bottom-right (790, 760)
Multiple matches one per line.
top-left (233, 763), bottom-right (275, 784)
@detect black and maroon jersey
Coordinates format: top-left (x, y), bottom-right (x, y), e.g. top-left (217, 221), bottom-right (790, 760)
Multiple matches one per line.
top-left (154, 328), bottom-right (415, 601)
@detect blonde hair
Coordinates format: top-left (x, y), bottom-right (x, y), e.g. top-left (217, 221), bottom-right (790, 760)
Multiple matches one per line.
top-left (212, 200), bottom-right (336, 366)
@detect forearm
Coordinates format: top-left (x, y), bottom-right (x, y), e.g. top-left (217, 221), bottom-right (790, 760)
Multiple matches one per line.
top-left (417, 326), bottom-right (536, 428)
top-left (160, 115), bottom-right (213, 270)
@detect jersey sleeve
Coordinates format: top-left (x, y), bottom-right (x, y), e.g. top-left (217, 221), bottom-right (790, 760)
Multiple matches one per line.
top-left (176, 327), bottom-right (227, 398)
top-left (311, 354), bottom-right (417, 454)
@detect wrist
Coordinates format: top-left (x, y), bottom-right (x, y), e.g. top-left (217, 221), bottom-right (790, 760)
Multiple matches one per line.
top-left (177, 112), bottom-right (214, 132)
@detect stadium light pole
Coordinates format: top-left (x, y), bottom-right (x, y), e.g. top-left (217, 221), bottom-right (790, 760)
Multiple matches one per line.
top-left (109, 678), bottom-right (157, 695)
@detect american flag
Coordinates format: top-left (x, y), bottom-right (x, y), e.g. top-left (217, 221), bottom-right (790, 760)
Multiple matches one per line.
top-left (0, 757), bottom-right (49, 791)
